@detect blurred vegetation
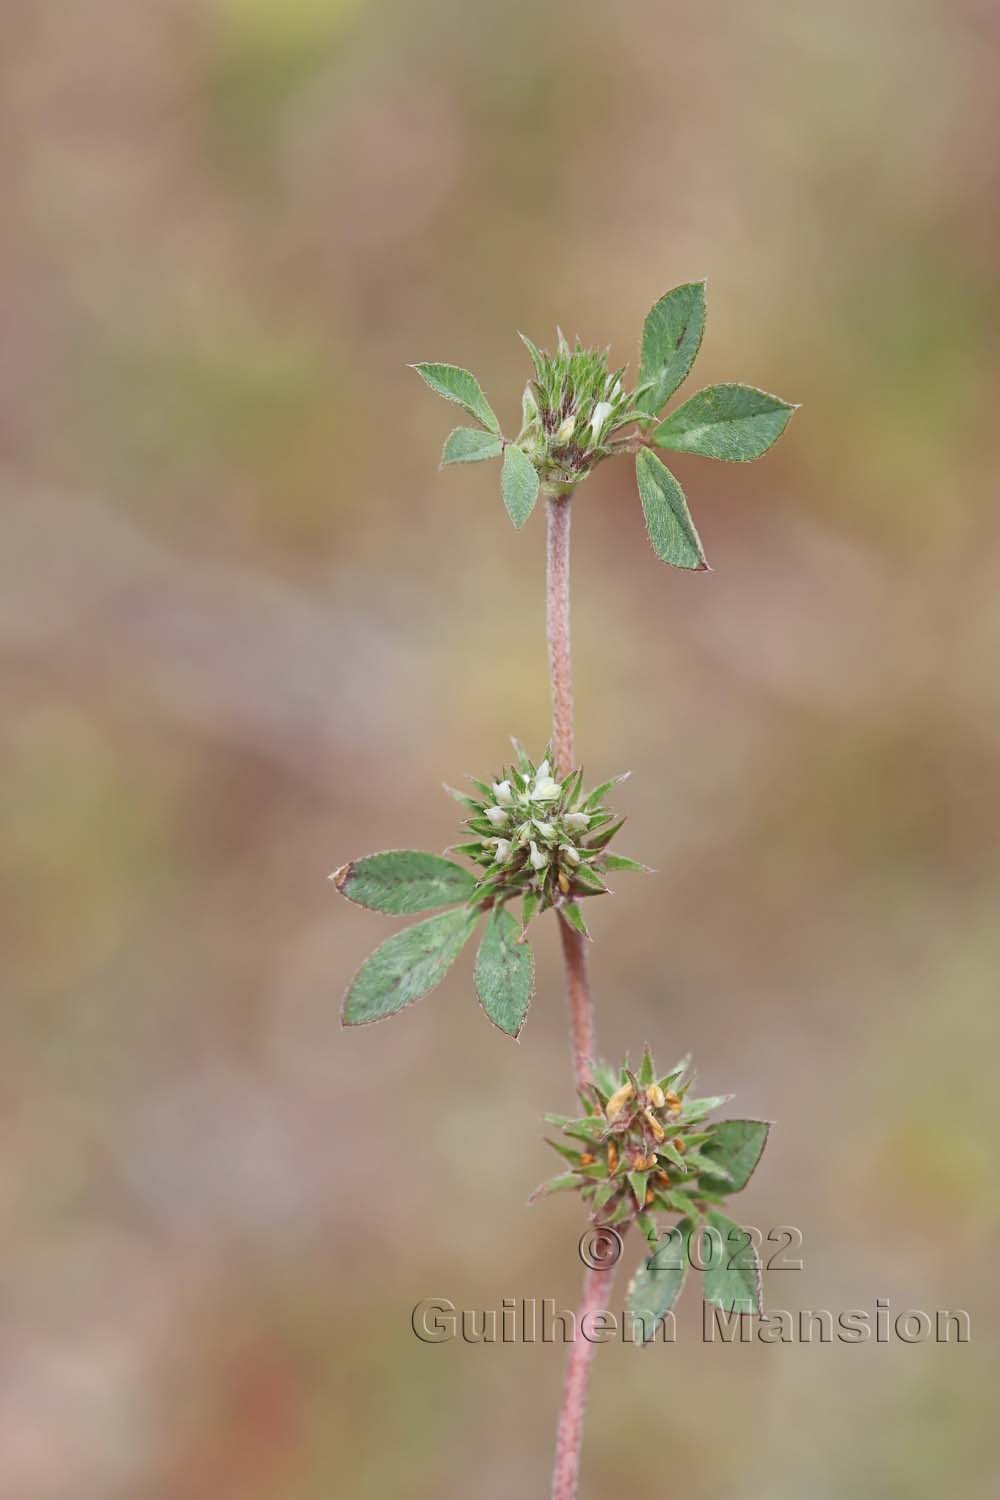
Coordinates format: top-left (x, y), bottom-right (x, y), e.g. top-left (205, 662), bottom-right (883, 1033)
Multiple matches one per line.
top-left (3, 1), bottom-right (999, 1496)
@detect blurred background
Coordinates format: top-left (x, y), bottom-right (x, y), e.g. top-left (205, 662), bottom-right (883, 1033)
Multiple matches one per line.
top-left (3, 1), bottom-right (999, 1495)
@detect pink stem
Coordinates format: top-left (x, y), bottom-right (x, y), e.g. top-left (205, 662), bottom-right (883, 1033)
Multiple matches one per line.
top-left (547, 491), bottom-right (606, 1499)
top-left (550, 1264), bottom-right (613, 1500)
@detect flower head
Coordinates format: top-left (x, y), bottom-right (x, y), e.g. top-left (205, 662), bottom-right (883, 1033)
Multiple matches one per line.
top-left (446, 742), bottom-right (644, 934)
top-left (516, 334), bottom-right (645, 489)
top-left (532, 1047), bottom-right (767, 1247)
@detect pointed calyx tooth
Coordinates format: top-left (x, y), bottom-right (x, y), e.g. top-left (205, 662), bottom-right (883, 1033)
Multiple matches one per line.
top-left (605, 1081), bottom-right (634, 1121)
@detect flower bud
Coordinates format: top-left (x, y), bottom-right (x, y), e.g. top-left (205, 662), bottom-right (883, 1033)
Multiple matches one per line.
top-left (605, 1081), bottom-right (634, 1121)
top-left (555, 415), bottom-right (576, 443)
top-left (563, 811), bottom-right (590, 833)
top-left (531, 778), bottom-right (561, 802)
top-left (485, 805), bottom-right (509, 829)
top-left (492, 838), bottom-right (512, 863)
top-left (492, 780), bottom-right (513, 806)
top-left (533, 819), bottom-right (556, 838)
top-left (559, 843), bottom-right (580, 866)
top-left (646, 1083), bottom-right (665, 1109)
top-left (589, 401), bottom-right (612, 442)
top-left (529, 841), bottom-right (548, 871)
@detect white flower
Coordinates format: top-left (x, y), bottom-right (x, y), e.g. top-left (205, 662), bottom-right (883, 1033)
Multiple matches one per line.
top-left (529, 841), bottom-right (549, 871)
top-left (536, 760), bottom-right (550, 780)
top-left (564, 811), bottom-right (590, 833)
top-left (492, 838), bottom-right (512, 863)
top-left (492, 780), bottom-right (513, 806)
top-left (485, 805), bottom-right (509, 829)
top-left (532, 819), bottom-right (555, 838)
top-left (555, 415), bottom-right (576, 443)
top-left (589, 401), bottom-right (612, 442)
top-left (560, 843), bottom-right (581, 865)
top-left (531, 778), bottom-right (561, 802)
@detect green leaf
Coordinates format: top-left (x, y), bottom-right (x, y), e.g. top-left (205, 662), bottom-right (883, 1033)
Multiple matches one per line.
top-left (602, 854), bottom-right (651, 874)
top-left (635, 449), bottom-right (707, 571)
top-left (545, 1137), bottom-right (585, 1165)
top-left (441, 427), bottom-right (503, 466)
top-left (528, 1172), bottom-right (581, 1204)
top-left (341, 907), bottom-right (478, 1026)
top-left (628, 1170), bottom-right (650, 1208)
top-left (699, 1120), bottom-right (770, 1193)
top-left (500, 444), bottom-right (540, 528)
top-left (656, 1141), bottom-right (687, 1171)
top-left (518, 331), bottom-right (545, 379)
top-left (636, 282), bottom-right (707, 416)
top-left (474, 906), bottom-right (535, 1038)
top-left (702, 1210), bottom-right (763, 1315)
top-left (561, 1116), bottom-right (607, 1143)
top-left (677, 1094), bottom-right (732, 1124)
top-left (333, 850), bottom-right (477, 915)
top-left (627, 1220), bottom-right (692, 1342)
top-left (636, 1211), bottom-right (659, 1246)
top-left (586, 816), bottom-right (626, 852)
top-left (584, 772), bottom-right (630, 809)
top-left (653, 383), bottom-right (796, 462)
top-left (411, 362), bottom-right (500, 433)
top-left (559, 901), bottom-right (590, 939)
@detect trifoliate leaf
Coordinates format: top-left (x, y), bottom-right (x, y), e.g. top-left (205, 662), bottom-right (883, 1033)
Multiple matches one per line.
top-left (411, 362), bottom-right (501, 434)
top-left (635, 448), bottom-right (707, 571)
top-left (699, 1120), bottom-right (770, 1193)
top-left (500, 443), bottom-right (540, 528)
top-left (341, 907), bottom-right (478, 1026)
top-left (636, 282), bottom-right (707, 416)
top-left (474, 906), bottom-right (535, 1038)
top-left (627, 1220), bottom-right (692, 1342)
top-left (441, 427), bottom-right (503, 465)
top-left (653, 383), bottom-right (796, 461)
top-left (702, 1210), bottom-right (763, 1315)
top-left (333, 850), bottom-right (477, 915)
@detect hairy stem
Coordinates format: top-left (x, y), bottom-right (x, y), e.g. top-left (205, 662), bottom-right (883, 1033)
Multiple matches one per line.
top-left (551, 1263), bottom-right (614, 1500)
top-left (545, 493), bottom-right (575, 778)
top-left (547, 491), bottom-right (603, 1500)
top-left (546, 493), bottom-right (595, 1091)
